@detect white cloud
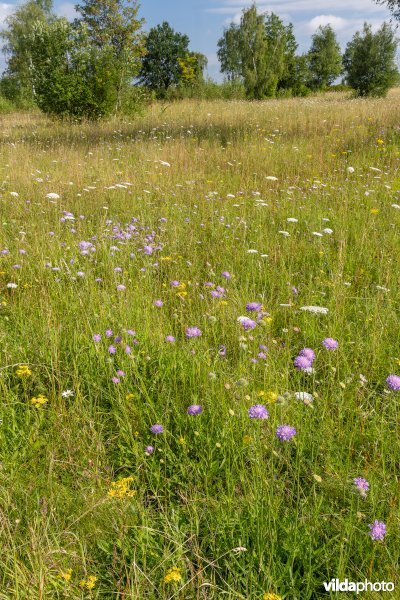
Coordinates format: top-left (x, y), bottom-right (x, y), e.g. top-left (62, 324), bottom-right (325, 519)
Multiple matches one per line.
top-left (207, 0), bottom-right (390, 16)
top-left (0, 3), bottom-right (14, 26)
top-left (56, 2), bottom-right (77, 21)
top-left (307, 15), bottom-right (349, 32)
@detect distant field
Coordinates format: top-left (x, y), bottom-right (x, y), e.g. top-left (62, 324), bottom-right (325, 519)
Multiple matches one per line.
top-left (0, 91), bottom-right (399, 599)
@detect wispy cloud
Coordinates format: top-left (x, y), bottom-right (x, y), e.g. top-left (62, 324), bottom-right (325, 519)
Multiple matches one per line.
top-left (0, 3), bottom-right (14, 25)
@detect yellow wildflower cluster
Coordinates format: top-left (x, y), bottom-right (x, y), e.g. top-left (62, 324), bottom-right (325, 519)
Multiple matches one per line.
top-left (258, 391), bottom-right (278, 404)
top-left (263, 593), bottom-right (282, 600)
top-left (164, 567), bottom-right (182, 584)
top-left (59, 568), bottom-right (72, 582)
top-left (107, 476), bottom-right (135, 499)
top-left (79, 575), bottom-right (97, 590)
top-left (31, 394), bottom-right (48, 407)
top-left (16, 364), bottom-right (32, 377)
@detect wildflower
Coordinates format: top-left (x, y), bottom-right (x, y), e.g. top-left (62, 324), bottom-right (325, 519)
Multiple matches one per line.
top-left (6, 282), bottom-right (18, 289)
top-left (294, 391), bottom-right (314, 405)
top-left (112, 377), bottom-right (120, 384)
top-left (353, 477), bottom-right (369, 498)
top-left (248, 404), bottom-right (269, 419)
top-left (61, 390), bottom-right (74, 398)
top-left (322, 337), bottom-right (338, 350)
top-left (143, 245), bottom-right (153, 255)
top-left (108, 345), bottom-right (116, 354)
top-left (145, 445), bottom-right (154, 455)
top-left (59, 568), bottom-right (72, 582)
top-left (276, 425), bottom-right (296, 441)
top-left (16, 365), bottom-right (32, 377)
top-left (221, 271), bottom-right (231, 279)
top-left (187, 404), bottom-right (202, 415)
top-left (107, 476), bottom-right (135, 499)
top-left (154, 299), bottom-right (163, 307)
top-left (164, 567), bottom-right (182, 583)
top-left (46, 192), bottom-right (60, 199)
top-left (185, 327), bottom-right (202, 338)
top-left (386, 375), bottom-right (400, 392)
top-left (116, 284), bottom-right (126, 291)
top-left (368, 520), bottom-right (387, 541)
top-left (263, 593), bottom-right (282, 600)
top-left (31, 394), bottom-right (48, 407)
top-left (93, 333), bottom-right (101, 343)
top-left (165, 335), bottom-right (176, 343)
top-left (294, 355), bottom-right (312, 371)
top-left (246, 302), bottom-right (262, 312)
top-left (79, 575), bottom-right (97, 590)
top-left (237, 316), bottom-right (257, 331)
top-left (299, 348), bottom-right (315, 362)
top-left (150, 424), bottom-right (164, 434)
top-left (300, 306), bottom-right (328, 314)
top-left (105, 329), bottom-right (113, 338)
top-left (347, 166), bottom-right (355, 173)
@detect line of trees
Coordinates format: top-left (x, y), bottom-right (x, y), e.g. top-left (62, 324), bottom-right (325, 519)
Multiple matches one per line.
top-left (0, 0), bottom-right (398, 119)
top-left (217, 4), bottom-right (399, 99)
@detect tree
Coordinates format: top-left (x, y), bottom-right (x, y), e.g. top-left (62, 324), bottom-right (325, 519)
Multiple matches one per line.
top-left (1, 0), bottom-right (54, 104)
top-left (178, 52), bottom-right (208, 86)
top-left (75, 0), bottom-right (145, 112)
top-left (217, 5), bottom-right (302, 99)
top-left (373, 0), bottom-right (400, 21)
top-left (139, 22), bottom-right (190, 96)
top-left (343, 22), bottom-right (399, 96)
top-left (308, 25), bottom-right (342, 90)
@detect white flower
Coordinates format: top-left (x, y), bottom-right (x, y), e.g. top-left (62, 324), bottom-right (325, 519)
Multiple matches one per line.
top-left (61, 390), bottom-right (74, 398)
top-left (265, 176), bottom-right (278, 181)
top-left (7, 282), bottom-right (18, 289)
top-left (312, 232), bottom-right (323, 237)
top-left (300, 305), bottom-right (329, 314)
top-left (287, 218), bottom-right (298, 223)
top-left (278, 231), bottom-right (290, 236)
top-left (46, 193), bottom-right (60, 199)
top-left (347, 167), bottom-right (355, 173)
top-left (391, 204), bottom-right (400, 209)
top-left (323, 228), bottom-right (333, 234)
top-left (247, 249), bottom-right (258, 253)
top-left (294, 391), bottom-right (314, 405)
top-left (9, 191), bottom-right (19, 197)
top-left (232, 547), bottom-right (247, 554)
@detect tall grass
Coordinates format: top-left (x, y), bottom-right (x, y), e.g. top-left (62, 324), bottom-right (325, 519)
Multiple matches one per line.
top-left (0, 91), bottom-right (399, 599)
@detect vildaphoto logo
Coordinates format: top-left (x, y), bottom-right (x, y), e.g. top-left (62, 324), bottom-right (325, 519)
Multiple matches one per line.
top-left (323, 579), bottom-right (395, 594)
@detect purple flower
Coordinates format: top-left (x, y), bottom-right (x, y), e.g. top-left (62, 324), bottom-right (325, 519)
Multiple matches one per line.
top-left (154, 299), bottom-right (163, 307)
top-left (112, 377), bottom-right (120, 384)
top-left (386, 374), bottom-right (400, 392)
top-left (117, 284), bottom-right (126, 291)
top-left (116, 370), bottom-right (125, 377)
top-left (218, 344), bottom-right (227, 357)
top-left (126, 329), bottom-right (136, 336)
top-left (170, 280), bottom-right (180, 287)
top-left (246, 302), bottom-right (262, 312)
top-left (221, 271), bottom-right (231, 279)
top-left (276, 425), bottom-right (297, 441)
top-left (292, 286), bottom-right (298, 295)
top-left (257, 352), bottom-right (267, 360)
top-left (294, 355), bottom-right (312, 371)
top-left (368, 520), bottom-right (387, 541)
top-left (165, 335), bottom-right (176, 343)
top-left (187, 404), bottom-right (202, 415)
top-left (238, 316), bottom-right (257, 331)
top-left (150, 424), bottom-right (164, 434)
top-left (186, 327), bottom-right (202, 338)
top-left (248, 404), bottom-right (269, 419)
top-left (322, 337), bottom-right (338, 350)
top-left (114, 336), bottom-right (122, 344)
top-left (108, 345), bottom-right (116, 355)
top-left (299, 348), bottom-right (315, 362)
top-left (143, 245), bottom-right (153, 255)
top-left (93, 334), bottom-right (101, 343)
top-left (354, 477), bottom-right (369, 498)
top-left (145, 445), bottom-right (154, 455)
top-left (105, 329), bottom-right (113, 338)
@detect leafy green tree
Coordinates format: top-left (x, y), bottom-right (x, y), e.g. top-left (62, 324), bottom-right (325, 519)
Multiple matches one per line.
top-left (178, 52), bottom-right (208, 86)
top-left (217, 5), bottom-right (302, 99)
top-left (308, 25), bottom-right (342, 90)
top-left (1, 0), bottom-right (53, 104)
top-left (75, 0), bottom-right (145, 112)
top-left (343, 22), bottom-right (399, 96)
top-left (139, 22), bottom-right (190, 96)
top-left (217, 23), bottom-right (242, 82)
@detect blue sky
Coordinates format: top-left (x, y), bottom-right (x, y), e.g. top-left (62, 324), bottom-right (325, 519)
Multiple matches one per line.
top-left (0, 0), bottom-right (394, 80)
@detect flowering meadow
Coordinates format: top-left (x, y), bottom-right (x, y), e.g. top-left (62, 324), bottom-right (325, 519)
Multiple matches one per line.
top-left (0, 91), bottom-right (399, 599)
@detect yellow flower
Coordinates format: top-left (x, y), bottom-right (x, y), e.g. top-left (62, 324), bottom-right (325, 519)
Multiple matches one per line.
top-left (176, 291), bottom-right (188, 298)
top-left (107, 476), bottom-right (136, 499)
top-left (243, 435), bottom-right (251, 445)
top-left (263, 593), bottom-right (281, 600)
top-left (164, 567), bottom-right (182, 584)
top-left (16, 365), bottom-right (32, 377)
top-left (376, 139), bottom-right (384, 145)
top-left (126, 393), bottom-right (135, 401)
top-left (178, 436), bottom-right (186, 445)
top-left (31, 394), bottom-right (48, 407)
top-left (59, 568), bottom-right (72, 582)
top-left (263, 316), bottom-right (272, 324)
top-left (79, 575), bottom-right (97, 590)
top-left (370, 208), bottom-right (379, 214)
top-left (160, 256), bottom-right (172, 261)
top-left (219, 300), bottom-right (228, 306)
